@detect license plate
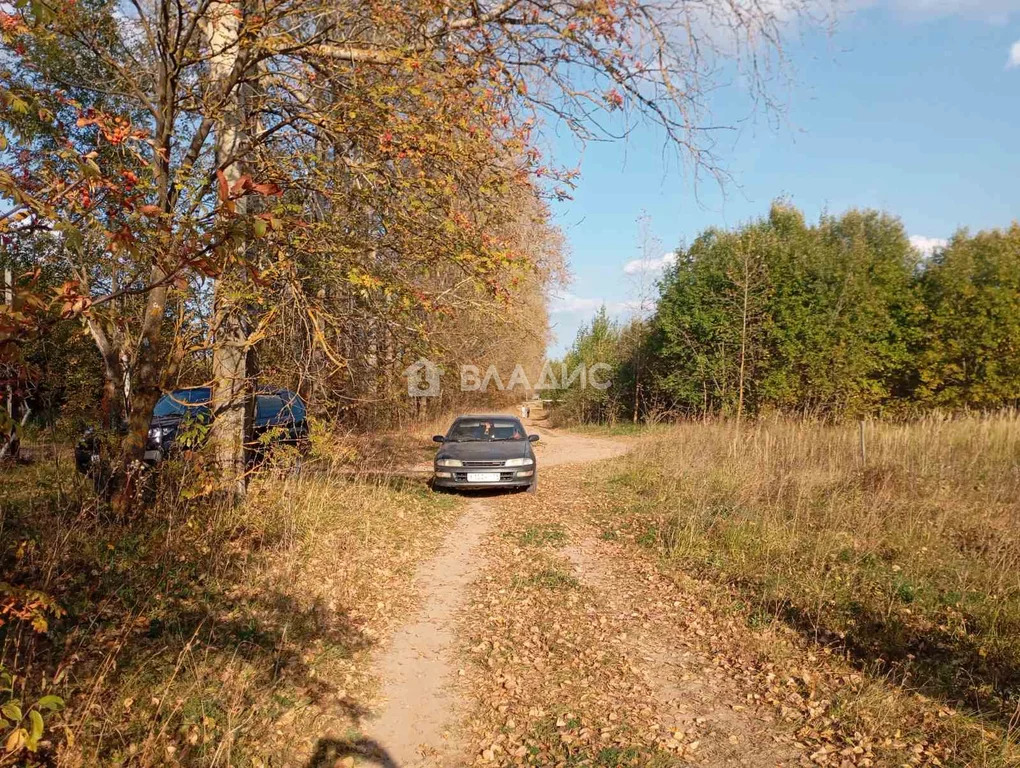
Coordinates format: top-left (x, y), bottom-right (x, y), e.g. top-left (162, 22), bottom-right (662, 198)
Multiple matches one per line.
top-left (467, 472), bottom-right (501, 483)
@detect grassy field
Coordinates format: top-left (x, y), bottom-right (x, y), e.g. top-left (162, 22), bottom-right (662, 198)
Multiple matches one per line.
top-left (0, 437), bottom-right (458, 766)
top-left (5, 413), bottom-right (1020, 764)
top-left (587, 413), bottom-right (1020, 756)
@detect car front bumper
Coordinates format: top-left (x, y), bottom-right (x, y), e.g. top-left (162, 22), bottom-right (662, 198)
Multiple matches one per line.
top-left (432, 468), bottom-right (535, 490)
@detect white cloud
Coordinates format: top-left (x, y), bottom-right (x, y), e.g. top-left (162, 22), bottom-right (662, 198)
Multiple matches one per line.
top-left (762, 0), bottom-right (1020, 25)
top-left (549, 292), bottom-right (607, 314)
top-left (1008, 39), bottom-right (1020, 67)
top-left (909, 235), bottom-right (948, 256)
top-left (623, 252), bottom-right (677, 275)
top-left (548, 292), bottom-right (652, 316)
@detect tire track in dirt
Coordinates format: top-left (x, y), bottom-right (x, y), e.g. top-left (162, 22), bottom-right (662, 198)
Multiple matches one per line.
top-left (364, 424), bottom-right (985, 768)
top-left (455, 460), bottom-right (802, 767)
top-left (563, 538), bottom-right (799, 767)
top-left (457, 463), bottom-right (702, 767)
top-left (364, 497), bottom-right (494, 767)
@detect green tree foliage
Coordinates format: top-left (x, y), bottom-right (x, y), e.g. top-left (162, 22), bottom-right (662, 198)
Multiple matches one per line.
top-left (648, 203), bottom-right (922, 418)
top-left (762, 206), bottom-right (920, 414)
top-left (553, 307), bottom-right (622, 424)
top-left (915, 225), bottom-right (1020, 408)
top-left (559, 204), bottom-right (1019, 422)
top-left (651, 223), bottom-right (772, 417)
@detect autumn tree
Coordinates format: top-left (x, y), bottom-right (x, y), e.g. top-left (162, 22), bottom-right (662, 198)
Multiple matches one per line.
top-left (1, 0), bottom-right (818, 505)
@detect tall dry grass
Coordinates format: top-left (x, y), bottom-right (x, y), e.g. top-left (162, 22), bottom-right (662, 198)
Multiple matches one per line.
top-left (601, 413), bottom-right (1020, 743)
top-left (1, 436), bottom-right (459, 767)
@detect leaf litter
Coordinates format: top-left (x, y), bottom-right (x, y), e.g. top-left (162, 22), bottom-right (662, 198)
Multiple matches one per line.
top-left (450, 461), bottom-right (1010, 767)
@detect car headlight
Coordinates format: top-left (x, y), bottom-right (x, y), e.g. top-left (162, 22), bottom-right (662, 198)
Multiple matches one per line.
top-left (503, 457), bottom-right (534, 467)
top-left (436, 458), bottom-right (463, 467)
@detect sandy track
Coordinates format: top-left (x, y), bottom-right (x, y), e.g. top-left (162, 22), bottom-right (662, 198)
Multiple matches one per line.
top-left (338, 420), bottom-right (990, 768)
top-left (562, 539), bottom-right (799, 767)
top-left (364, 497), bottom-right (494, 767)
top-left (527, 423), bottom-right (631, 468)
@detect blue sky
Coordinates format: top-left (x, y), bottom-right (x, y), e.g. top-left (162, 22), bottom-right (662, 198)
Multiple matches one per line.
top-left (545, 0), bottom-right (1020, 355)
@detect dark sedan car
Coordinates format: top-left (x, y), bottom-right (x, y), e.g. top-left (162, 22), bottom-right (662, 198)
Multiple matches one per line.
top-left (431, 414), bottom-right (539, 492)
top-left (75, 387), bottom-right (308, 474)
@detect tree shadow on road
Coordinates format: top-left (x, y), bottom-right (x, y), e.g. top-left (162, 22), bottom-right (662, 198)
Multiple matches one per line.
top-left (304, 737), bottom-right (402, 768)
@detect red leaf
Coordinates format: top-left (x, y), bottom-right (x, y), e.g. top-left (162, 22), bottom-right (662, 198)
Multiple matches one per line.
top-left (216, 169), bottom-right (235, 214)
top-left (216, 169), bottom-right (229, 200)
top-left (230, 174), bottom-right (253, 196)
top-left (251, 181), bottom-right (282, 196)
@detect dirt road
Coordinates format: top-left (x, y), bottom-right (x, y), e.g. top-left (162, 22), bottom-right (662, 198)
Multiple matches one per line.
top-left (350, 424), bottom-right (826, 768)
top-left (361, 423), bottom-right (631, 767)
top-left (299, 417), bottom-right (1002, 768)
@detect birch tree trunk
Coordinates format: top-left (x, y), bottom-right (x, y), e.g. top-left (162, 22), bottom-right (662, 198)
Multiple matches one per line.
top-left (204, 0), bottom-right (252, 499)
top-left (86, 318), bottom-right (129, 429)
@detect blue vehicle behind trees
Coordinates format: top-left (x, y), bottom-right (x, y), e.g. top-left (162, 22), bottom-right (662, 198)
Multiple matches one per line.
top-left (74, 387), bottom-right (308, 479)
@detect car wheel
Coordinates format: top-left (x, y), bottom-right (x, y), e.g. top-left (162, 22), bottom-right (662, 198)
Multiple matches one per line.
top-left (526, 477), bottom-right (538, 494)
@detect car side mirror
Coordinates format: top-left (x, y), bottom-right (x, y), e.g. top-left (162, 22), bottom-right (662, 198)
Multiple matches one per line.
top-left (528, 434), bottom-right (540, 442)
top-left (432, 435), bottom-right (445, 443)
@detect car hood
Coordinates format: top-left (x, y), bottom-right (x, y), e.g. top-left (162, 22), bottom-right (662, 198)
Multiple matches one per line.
top-left (437, 440), bottom-right (531, 462)
top-left (150, 414), bottom-right (184, 429)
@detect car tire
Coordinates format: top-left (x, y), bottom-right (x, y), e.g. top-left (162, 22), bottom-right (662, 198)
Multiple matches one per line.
top-left (526, 477), bottom-right (538, 494)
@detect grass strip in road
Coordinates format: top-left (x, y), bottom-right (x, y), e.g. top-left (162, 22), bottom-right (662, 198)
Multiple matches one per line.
top-left (459, 485), bottom-right (689, 767)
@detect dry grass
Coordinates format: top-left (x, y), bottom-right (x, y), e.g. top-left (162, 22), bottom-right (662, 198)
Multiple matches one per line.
top-left (596, 413), bottom-right (1020, 755)
top-left (0, 435), bottom-right (461, 767)
top-left (323, 410), bottom-right (482, 474)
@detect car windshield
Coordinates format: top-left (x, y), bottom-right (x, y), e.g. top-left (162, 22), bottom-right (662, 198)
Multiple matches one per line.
top-left (447, 418), bottom-right (525, 441)
top-left (153, 388), bottom-right (211, 418)
top-left (255, 390), bottom-right (306, 425)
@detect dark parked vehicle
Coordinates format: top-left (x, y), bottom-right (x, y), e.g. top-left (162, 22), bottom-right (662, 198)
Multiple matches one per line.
top-left (74, 387), bottom-right (308, 475)
top-left (431, 414), bottom-right (539, 493)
